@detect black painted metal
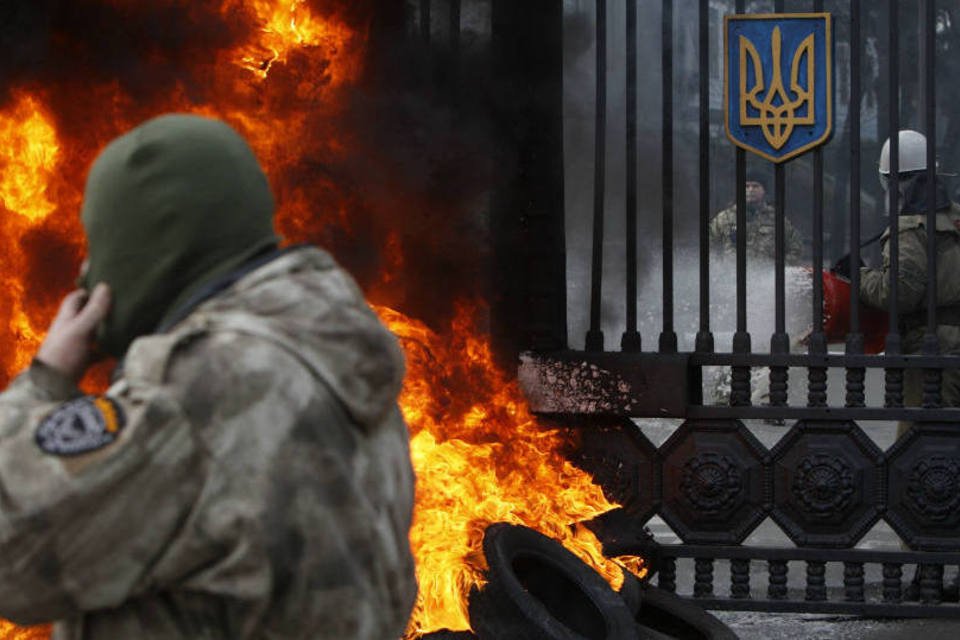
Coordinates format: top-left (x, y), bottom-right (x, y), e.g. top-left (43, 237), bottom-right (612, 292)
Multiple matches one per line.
top-left (771, 165), bottom-right (788, 407)
top-left (420, 0), bottom-right (430, 44)
top-left (586, 0), bottom-right (606, 352)
top-left (808, 0), bottom-right (827, 409)
top-left (769, 421), bottom-right (884, 548)
top-left (694, 558), bottom-right (715, 598)
top-left (623, 0), bottom-right (641, 353)
top-left (885, 424), bottom-right (960, 551)
top-left (846, 0), bottom-right (866, 409)
top-left (489, 0), bottom-right (567, 361)
top-left (513, 0), bottom-right (960, 619)
top-left (660, 0), bottom-right (677, 354)
top-left (922, 0), bottom-right (942, 407)
top-left (885, 0), bottom-right (904, 409)
top-left (659, 420), bottom-right (767, 545)
top-left (732, 0), bottom-right (750, 408)
top-left (570, 418), bottom-right (659, 522)
top-left (646, 547), bottom-right (960, 617)
top-left (696, 0), bottom-right (713, 355)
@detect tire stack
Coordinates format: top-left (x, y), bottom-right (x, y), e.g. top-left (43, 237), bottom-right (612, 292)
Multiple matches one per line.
top-left (460, 523), bottom-right (738, 640)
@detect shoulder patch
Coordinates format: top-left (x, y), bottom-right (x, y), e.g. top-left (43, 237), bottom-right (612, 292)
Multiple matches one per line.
top-left (35, 396), bottom-right (126, 456)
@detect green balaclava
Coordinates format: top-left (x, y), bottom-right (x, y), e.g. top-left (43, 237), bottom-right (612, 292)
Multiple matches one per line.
top-left (80, 113), bottom-right (279, 357)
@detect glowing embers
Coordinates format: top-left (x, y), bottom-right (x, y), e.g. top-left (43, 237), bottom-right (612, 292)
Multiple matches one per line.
top-left (0, 620), bottom-right (49, 640)
top-left (235, 0), bottom-right (361, 82)
top-left (0, 94), bottom-right (60, 223)
top-left (376, 304), bottom-right (637, 637)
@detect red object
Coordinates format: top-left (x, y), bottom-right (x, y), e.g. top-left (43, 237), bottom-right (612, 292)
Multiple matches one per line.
top-left (822, 270), bottom-right (889, 354)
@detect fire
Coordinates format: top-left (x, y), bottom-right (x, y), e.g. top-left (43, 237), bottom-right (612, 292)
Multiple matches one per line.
top-left (0, 93), bottom-right (60, 224)
top-left (237, 0), bottom-right (359, 83)
top-left (0, 622), bottom-right (48, 640)
top-left (378, 303), bottom-right (642, 636)
top-left (0, 2), bottom-right (643, 638)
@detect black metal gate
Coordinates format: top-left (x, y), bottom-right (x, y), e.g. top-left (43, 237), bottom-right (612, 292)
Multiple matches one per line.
top-left (518, 0), bottom-right (960, 616)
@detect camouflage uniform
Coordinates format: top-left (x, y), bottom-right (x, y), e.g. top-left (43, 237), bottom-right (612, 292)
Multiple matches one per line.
top-left (709, 202), bottom-right (804, 263)
top-left (0, 246), bottom-right (418, 639)
top-left (860, 204), bottom-right (960, 422)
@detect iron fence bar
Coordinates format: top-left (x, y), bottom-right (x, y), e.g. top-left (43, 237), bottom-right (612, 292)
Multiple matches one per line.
top-left (731, 0), bottom-right (751, 406)
top-left (658, 545), bottom-right (960, 567)
top-left (686, 405), bottom-right (960, 421)
top-left (638, 545), bottom-right (960, 616)
top-left (690, 352), bottom-right (960, 368)
top-left (449, 0), bottom-right (460, 41)
top-left (806, 560), bottom-right (827, 601)
top-left (420, 0), bottom-right (430, 43)
top-left (884, 563), bottom-right (904, 602)
top-left (732, 147), bottom-right (750, 405)
top-left (660, 0), bottom-right (677, 354)
top-left (806, 0), bottom-right (827, 408)
top-left (846, 0), bottom-right (866, 408)
top-left (695, 0), bottom-right (713, 354)
top-left (623, 0), bottom-right (641, 352)
top-left (586, 0), bottom-right (606, 352)
top-left (548, 348), bottom-right (960, 368)
top-left (771, 164), bottom-right (788, 406)
top-left (923, 0), bottom-right (941, 407)
top-left (768, 0), bottom-right (788, 408)
top-left (885, 0), bottom-right (904, 407)
top-left (449, 0), bottom-right (460, 74)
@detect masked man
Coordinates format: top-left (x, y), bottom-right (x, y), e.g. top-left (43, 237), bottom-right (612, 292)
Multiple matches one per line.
top-left (860, 130), bottom-right (960, 421)
top-left (0, 114), bottom-right (418, 639)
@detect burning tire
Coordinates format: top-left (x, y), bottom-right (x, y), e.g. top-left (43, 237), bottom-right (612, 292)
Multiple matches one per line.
top-left (468, 523), bottom-right (638, 640)
top-left (625, 577), bottom-right (737, 640)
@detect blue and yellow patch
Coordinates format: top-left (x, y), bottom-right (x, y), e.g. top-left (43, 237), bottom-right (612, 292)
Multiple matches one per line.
top-left (35, 395), bottom-right (126, 456)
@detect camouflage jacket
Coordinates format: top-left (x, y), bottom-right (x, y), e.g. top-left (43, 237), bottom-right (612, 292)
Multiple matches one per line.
top-left (860, 204), bottom-right (960, 355)
top-left (0, 246), bottom-right (417, 639)
top-left (708, 202), bottom-right (804, 263)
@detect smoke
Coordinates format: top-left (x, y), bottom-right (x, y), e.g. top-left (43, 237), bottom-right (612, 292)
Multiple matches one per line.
top-left (567, 251), bottom-right (814, 353)
top-left (0, 1), bottom-right (251, 106)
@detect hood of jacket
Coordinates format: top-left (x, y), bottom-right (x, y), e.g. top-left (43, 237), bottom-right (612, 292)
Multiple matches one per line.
top-left (80, 113), bottom-right (279, 357)
top-left (179, 246), bottom-right (406, 429)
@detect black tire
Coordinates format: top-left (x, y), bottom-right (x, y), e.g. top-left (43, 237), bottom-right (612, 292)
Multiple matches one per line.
top-left (618, 567), bottom-right (643, 617)
top-left (634, 622), bottom-right (681, 640)
top-left (635, 584), bottom-right (738, 640)
top-left (468, 523), bottom-right (638, 640)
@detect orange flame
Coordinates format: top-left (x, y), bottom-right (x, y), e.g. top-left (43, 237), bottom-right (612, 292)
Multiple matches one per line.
top-left (0, 622), bottom-right (49, 640)
top-left (377, 303), bottom-right (640, 636)
top-left (237, 0), bottom-right (359, 83)
top-left (0, 93), bottom-right (60, 224)
top-left (0, 2), bottom-right (643, 638)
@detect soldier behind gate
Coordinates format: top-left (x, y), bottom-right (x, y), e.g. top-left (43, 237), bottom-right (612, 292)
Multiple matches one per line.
top-left (709, 170), bottom-right (804, 263)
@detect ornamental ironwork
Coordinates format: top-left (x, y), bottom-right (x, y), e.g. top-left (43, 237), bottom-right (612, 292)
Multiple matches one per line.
top-left (792, 453), bottom-right (855, 517)
top-left (682, 452), bottom-right (742, 514)
top-left (907, 456), bottom-right (960, 522)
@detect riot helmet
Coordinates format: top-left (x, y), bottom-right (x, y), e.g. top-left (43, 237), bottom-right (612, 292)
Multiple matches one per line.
top-left (878, 129), bottom-right (928, 191)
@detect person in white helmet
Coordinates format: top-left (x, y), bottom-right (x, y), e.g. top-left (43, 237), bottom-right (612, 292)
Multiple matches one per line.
top-left (860, 129), bottom-right (960, 420)
top-left (860, 129), bottom-right (960, 601)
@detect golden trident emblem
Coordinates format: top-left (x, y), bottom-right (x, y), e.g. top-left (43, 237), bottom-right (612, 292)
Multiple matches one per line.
top-left (739, 26), bottom-right (815, 150)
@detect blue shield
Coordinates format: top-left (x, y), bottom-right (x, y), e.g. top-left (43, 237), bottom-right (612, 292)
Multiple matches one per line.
top-left (725, 13), bottom-right (833, 163)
